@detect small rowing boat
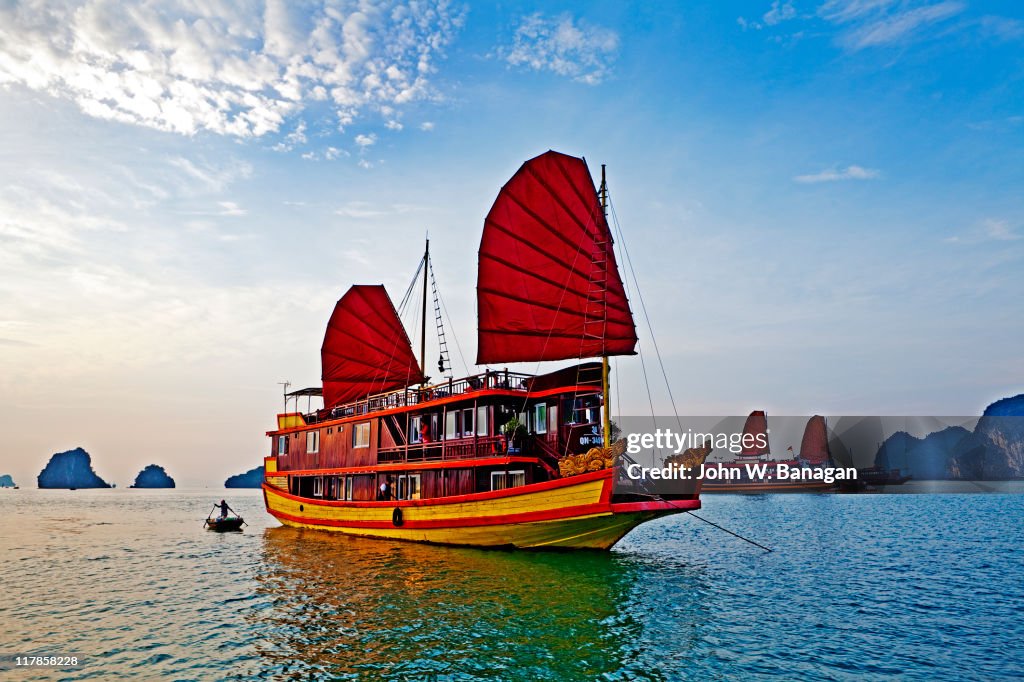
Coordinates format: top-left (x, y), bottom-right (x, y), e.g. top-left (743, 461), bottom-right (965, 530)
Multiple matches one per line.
top-left (205, 516), bottom-right (245, 532)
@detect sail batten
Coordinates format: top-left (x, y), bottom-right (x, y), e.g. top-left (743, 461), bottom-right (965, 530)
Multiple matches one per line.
top-left (321, 284), bottom-right (425, 409)
top-left (476, 150), bottom-right (638, 365)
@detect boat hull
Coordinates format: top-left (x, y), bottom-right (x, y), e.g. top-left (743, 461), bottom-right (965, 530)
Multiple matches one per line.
top-left (206, 517), bottom-right (244, 531)
top-left (263, 468), bottom-right (698, 550)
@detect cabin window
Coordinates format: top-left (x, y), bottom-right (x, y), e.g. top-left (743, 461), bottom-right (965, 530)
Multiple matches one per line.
top-left (313, 476), bottom-right (324, 498)
top-left (277, 435), bottom-right (287, 456)
top-left (476, 406), bottom-right (488, 436)
top-left (343, 476), bottom-right (354, 501)
top-left (490, 469), bottom-right (527, 491)
top-left (306, 430), bottom-right (320, 453)
top-left (568, 396), bottom-right (599, 425)
top-left (397, 474), bottom-right (421, 500)
top-left (462, 408), bottom-right (474, 437)
top-left (534, 404), bottom-right (548, 434)
top-left (353, 422), bottom-right (370, 448)
top-left (411, 416), bottom-right (422, 444)
top-left (548, 404), bottom-right (558, 434)
top-left (445, 410), bottom-right (457, 439)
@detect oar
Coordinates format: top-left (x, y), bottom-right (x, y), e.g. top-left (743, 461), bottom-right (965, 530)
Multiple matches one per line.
top-left (203, 503), bottom-right (217, 527)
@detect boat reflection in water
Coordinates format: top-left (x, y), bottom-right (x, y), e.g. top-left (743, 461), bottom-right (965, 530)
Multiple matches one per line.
top-left (249, 526), bottom-right (711, 679)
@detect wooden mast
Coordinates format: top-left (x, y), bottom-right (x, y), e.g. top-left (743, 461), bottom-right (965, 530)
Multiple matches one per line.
top-left (421, 237), bottom-right (429, 379)
top-left (600, 164), bottom-right (611, 447)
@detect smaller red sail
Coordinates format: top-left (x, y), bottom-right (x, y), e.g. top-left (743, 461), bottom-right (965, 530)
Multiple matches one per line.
top-left (321, 285), bottom-right (424, 409)
top-left (799, 415), bottom-right (830, 465)
top-left (740, 411), bottom-right (771, 457)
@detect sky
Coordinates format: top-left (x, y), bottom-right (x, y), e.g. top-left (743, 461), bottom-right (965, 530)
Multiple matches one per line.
top-left (1, 0), bottom-right (1022, 487)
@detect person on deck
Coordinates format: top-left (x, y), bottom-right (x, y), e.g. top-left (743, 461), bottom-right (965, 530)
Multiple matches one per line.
top-left (420, 419), bottom-right (430, 444)
top-left (378, 478), bottom-right (393, 501)
top-left (218, 499), bottom-right (232, 519)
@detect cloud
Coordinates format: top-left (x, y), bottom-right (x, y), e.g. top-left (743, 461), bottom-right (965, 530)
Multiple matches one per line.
top-left (502, 13), bottom-right (619, 85)
top-left (355, 133), bottom-right (377, 147)
top-left (335, 201), bottom-right (424, 218)
top-left (217, 201), bottom-right (247, 217)
top-left (419, 121), bottom-right (435, 131)
top-left (738, 0), bottom-right (797, 31)
top-left (0, 1), bottom-right (464, 140)
top-left (794, 165), bottom-right (880, 183)
top-left (763, 1), bottom-right (797, 26)
top-left (977, 15), bottom-right (1024, 41)
top-left (817, 0), bottom-right (965, 49)
top-left (945, 219), bottom-right (1022, 244)
top-left (167, 156), bottom-right (252, 194)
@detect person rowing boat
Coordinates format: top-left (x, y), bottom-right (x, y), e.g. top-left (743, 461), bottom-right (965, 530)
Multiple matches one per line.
top-left (204, 500), bottom-right (245, 531)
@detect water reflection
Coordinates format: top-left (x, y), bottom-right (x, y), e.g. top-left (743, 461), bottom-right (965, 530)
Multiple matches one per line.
top-left (246, 527), bottom-right (712, 680)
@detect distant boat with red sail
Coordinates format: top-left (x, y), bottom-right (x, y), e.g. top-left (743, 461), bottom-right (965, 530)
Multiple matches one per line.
top-left (260, 151), bottom-right (703, 549)
top-left (702, 412), bottom-right (836, 492)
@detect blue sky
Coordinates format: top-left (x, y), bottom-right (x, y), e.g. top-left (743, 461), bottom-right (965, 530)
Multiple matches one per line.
top-left (1, 0), bottom-right (1022, 485)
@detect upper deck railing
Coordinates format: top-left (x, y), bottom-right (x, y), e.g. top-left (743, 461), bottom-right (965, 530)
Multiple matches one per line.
top-left (302, 369), bottom-right (535, 425)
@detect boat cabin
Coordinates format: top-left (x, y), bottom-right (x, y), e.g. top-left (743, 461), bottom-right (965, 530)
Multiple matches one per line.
top-left (266, 363), bottom-right (607, 503)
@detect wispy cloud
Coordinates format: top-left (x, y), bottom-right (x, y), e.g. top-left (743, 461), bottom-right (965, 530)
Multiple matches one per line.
top-left (977, 15), bottom-right (1024, 41)
top-left (335, 202), bottom-right (425, 219)
top-left (840, 2), bottom-right (964, 48)
top-left (0, 1), bottom-right (465, 140)
top-left (817, 0), bottom-right (965, 49)
top-left (945, 218), bottom-right (1022, 244)
top-left (794, 165), bottom-right (880, 183)
top-left (502, 13), bottom-right (619, 85)
top-left (168, 157), bottom-right (253, 194)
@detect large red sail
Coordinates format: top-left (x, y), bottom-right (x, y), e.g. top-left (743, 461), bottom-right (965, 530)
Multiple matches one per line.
top-left (799, 415), bottom-right (830, 465)
top-left (476, 150), bottom-right (638, 364)
top-left (740, 411), bottom-right (771, 457)
top-left (321, 285), bottom-right (424, 409)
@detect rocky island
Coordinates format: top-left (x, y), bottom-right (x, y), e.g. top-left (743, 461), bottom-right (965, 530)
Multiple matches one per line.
top-left (224, 466), bottom-right (262, 488)
top-left (873, 394), bottom-right (1024, 480)
top-left (130, 464), bottom-right (176, 488)
top-left (0, 474), bottom-right (15, 487)
top-left (37, 447), bottom-right (111, 489)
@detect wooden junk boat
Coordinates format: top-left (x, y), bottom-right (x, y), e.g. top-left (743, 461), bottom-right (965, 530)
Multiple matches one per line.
top-left (261, 151), bottom-right (702, 550)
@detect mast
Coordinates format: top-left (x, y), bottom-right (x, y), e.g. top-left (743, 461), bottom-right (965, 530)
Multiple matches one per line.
top-left (421, 237), bottom-right (429, 380)
top-left (600, 164), bottom-right (611, 447)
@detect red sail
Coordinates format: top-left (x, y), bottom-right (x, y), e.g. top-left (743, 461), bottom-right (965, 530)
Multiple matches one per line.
top-left (476, 150), bottom-right (638, 364)
top-left (740, 411), bottom-right (771, 457)
top-left (321, 285), bottom-right (424, 409)
top-left (799, 415), bottom-right (830, 465)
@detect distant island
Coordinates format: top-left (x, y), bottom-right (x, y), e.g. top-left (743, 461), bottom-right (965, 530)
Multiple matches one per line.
top-left (873, 394), bottom-right (1024, 480)
top-left (224, 466), bottom-right (262, 488)
top-left (0, 474), bottom-right (15, 488)
top-left (37, 447), bottom-right (111, 489)
top-left (130, 464), bottom-right (176, 488)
